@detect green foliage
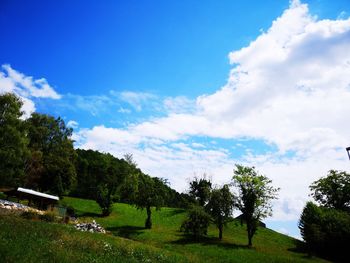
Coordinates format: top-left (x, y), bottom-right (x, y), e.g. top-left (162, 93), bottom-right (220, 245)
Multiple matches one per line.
top-left (0, 192), bottom-right (6, 199)
top-left (39, 210), bottom-right (58, 222)
top-left (206, 184), bottom-right (234, 239)
top-left (180, 205), bottom-right (211, 239)
top-left (232, 164), bottom-right (279, 247)
top-left (21, 211), bottom-right (39, 220)
top-left (96, 183), bottom-right (113, 216)
top-left (310, 169), bottom-right (350, 211)
top-left (74, 149), bottom-right (129, 216)
top-left (189, 176), bottom-right (212, 207)
top-left (134, 174), bottom-right (167, 228)
top-left (0, 93), bottom-right (28, 187)
top-left (299, 201), bottom-right (350, 261)
top-left (25, 113), bottom-right (76, 196)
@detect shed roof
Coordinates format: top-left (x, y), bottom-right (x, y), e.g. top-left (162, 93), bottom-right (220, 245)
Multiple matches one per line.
top-left (17, 187), bottom-right (59, 201)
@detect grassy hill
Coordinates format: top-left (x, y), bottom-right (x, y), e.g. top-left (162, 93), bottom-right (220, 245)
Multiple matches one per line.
top-left (0, 197), bottom-right (329, 263)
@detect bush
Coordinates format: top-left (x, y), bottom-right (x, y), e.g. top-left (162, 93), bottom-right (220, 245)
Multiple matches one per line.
top-left (299, 202), bottom-right (350, 260)
top-left (96, 185), bottom-right (113, 216)
top-left (180, 205), bottom-right (211, 240)
top-left (0, 191), bottom-right (6, 199)
top-left (21, 211), bottom-right (39, 220)
top-left (39, 211), bottom-right (57, 222)
top-left (66, 206), bottom-right (76, 217)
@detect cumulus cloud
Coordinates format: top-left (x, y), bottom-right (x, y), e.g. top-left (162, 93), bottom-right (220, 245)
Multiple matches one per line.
top-left (0, 64), bottom-right (61, 117)
top-left (75, 0), bottom-right (350, 227)
top-left (118, 91), bottom-right (157, 111)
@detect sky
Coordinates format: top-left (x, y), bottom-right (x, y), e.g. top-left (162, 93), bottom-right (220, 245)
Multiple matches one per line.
top-left (1, 0), bottom-right (350, 239)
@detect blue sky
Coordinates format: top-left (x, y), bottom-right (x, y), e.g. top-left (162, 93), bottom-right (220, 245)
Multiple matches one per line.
top-left (1, 0), bottom-right (350, 239)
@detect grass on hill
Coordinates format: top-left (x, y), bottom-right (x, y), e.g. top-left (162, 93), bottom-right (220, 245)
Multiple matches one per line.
top-left (59, 197), bottom-right (329, 263)
top-left (0, 214), bottom-right (187, 263)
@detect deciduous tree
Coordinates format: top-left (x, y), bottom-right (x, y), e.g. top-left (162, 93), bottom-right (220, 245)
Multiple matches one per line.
top-left (26, 113), bottom-right (76, 196)
top-left (206, 184), bottom-right (234, 240)
top-left (310, 169), bottom-right (350, 211)
top-left (232, 165), bottom-right (279, 247)
top-left (189, 176), bottom-right (212, 207)
top-left (134, 175), bottom-right (167, 229)
top-left (0, 93), bottom-right (28, 187)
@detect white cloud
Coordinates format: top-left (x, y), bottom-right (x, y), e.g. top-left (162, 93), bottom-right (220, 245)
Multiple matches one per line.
top-left (75, 0), bottom-right (350, 229)
top-left (118, 91), bottom-right (156, 111)
top-left (67, 120), bottom-right (79, 129)
top-left (2, 64), bottom-right (61, 99)
top-left (64, 93), bottom-right (117, 116)
top-left (0, 64), bottom-right (61, 117)
top-left (163, 96), bottom-right (195, 113)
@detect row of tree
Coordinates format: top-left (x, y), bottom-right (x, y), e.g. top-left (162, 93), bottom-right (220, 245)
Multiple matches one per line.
top-left (181, 165), bottom-right (279, 247)
top-left (0, 93), bottom-right (76, 194)
top-left (0, 93), bottom-right (188, 223)
top-left (299, 170), bottom-right (350, 261)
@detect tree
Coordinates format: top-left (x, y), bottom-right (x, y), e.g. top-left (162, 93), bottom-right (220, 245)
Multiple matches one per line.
top-left (232, 165), bottom-right (279, 247)
top-left (189, 176), bottom-right (212, 207)
top-left (310, 170), bottom-right (350, 211)
top-left (74, 149), bottom-right (129, 216)
top-left (206, 184), bottom-right (234, 240)
top-left (25, 113), bottom-right (76, 196)
top-left (0, 93), bottom-right (28, 187)
top-left (134, 174), bottom-right (167, 229)
top-left (299, 201), bottom-right (350, 260)
top-left (180, 205), bottom-right (211, 240)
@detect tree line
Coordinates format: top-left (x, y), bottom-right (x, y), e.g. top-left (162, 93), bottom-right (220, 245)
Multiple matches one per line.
top-left (0, 93), bottom-right (189, 217)
top-left (181, 165), bottom-right (279, 247)
top-left (0, 92), bottom-right (281, 247)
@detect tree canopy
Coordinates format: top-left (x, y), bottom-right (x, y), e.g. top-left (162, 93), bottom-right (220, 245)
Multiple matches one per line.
top-left (0, 93), bottom-right (28, 187)
top-left (25, 113), bottom-right (77, 196)
top-left (310, 169), bottom-right (350, 211)
top-left (206, 184), bottom-right (234, 240)
top-left (133, 174), bottom-right (168, 228)
top-left (232, 165), bottom-right (279, 246)
top-left (189, 176), bottom-right (212, 207)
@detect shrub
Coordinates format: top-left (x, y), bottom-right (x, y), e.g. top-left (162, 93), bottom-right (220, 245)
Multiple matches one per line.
top-left (299, 202), bottom-right (350, 260)
top-left (39, 211), bottom-right (57, 222)
top-left (21, 211), bottom-right (39, 220)
top-left (0, 191), bottom-right (6, 199)
top-left (66, 206), bottom-right (76, 217)
top-left (180, 205), bottom-right (211, 240)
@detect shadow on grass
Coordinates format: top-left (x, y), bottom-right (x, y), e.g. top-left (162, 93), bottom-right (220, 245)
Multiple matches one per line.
top-left (107, 225), bottom-right (146, 239)
top-left (170, 234), bottom-right (250, 250)
top-left (165, 209), bottom-right (185, 216)
top-left (287, 239), bottom-right (308, 254)
top-left (75, 211), bottom-right (103, 218)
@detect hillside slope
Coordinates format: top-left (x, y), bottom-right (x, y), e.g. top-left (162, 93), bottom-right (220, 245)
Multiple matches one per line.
top-left (61, 197), bottom-right (328, 263)
top-left (0, 214), bottom-right (187, 263)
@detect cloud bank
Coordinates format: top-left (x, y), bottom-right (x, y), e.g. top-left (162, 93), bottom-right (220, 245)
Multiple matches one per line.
top-left (0, 64), bottom-right (61, 117)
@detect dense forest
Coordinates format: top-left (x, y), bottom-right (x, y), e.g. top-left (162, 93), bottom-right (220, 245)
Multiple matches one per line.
top-left (0, 93), bottom-right (190, 213)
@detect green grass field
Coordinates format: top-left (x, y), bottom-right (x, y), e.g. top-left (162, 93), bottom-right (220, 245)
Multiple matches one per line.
top-left (0, 197), bottom-right (329, 262)
top-left (61, 197), bottom-right (328, 263)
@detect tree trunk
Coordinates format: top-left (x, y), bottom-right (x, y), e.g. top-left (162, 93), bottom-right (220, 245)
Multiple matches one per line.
top-left (247, 221), bottom-right (253, 247)
top-left (145, 205), bottom-right (152, 229)
top-left (219, 224), bottom-right (223, 240)
top-left (248, 234), bottom-right (252, 247)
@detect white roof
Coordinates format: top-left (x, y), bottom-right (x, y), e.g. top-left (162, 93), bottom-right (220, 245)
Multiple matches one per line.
top-left (17, 187), bottom-right (59, 201)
